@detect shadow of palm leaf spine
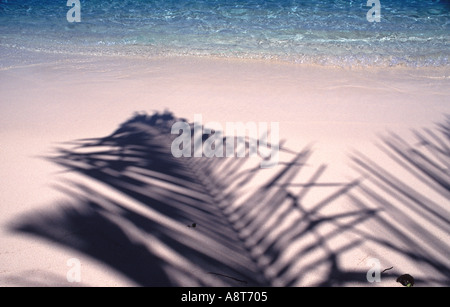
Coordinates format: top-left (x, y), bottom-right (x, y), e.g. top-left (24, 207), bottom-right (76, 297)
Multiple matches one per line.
top-left (12, 110), bottom-right (375, 286)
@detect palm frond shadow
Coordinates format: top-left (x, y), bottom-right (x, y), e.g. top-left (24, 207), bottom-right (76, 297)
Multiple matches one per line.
top-left (11, 110), bottom-right (385, 286)
top-left (350, 115), bottom-right (450, 286)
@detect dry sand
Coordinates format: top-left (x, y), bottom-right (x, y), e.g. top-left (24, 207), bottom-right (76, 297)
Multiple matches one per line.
top-left (0, 49), bottom-right (449, 286)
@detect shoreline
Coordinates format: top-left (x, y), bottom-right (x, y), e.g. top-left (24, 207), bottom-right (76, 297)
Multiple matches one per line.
top-left (2, 43), bottom-right (450, 72)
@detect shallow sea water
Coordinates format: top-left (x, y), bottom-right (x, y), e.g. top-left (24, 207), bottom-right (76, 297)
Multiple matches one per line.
top-left (0, 0), bottom-right (449, 67)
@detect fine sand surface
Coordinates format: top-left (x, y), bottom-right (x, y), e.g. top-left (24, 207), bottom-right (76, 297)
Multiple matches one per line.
top-left (0, 47), bottom-right (449, 286)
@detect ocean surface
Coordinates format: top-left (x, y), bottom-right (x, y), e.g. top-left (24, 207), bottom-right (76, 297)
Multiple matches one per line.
top-left (0, 0), bottom-right (449, 67)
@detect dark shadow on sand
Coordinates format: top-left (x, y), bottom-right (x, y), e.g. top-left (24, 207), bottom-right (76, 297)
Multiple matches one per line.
top-left (10, 111), bottom-right (450, 286)
top-left (350, 115), bottom-right (450, 286)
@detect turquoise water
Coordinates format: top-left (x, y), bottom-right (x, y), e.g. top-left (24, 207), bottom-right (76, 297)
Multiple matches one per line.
top-left (0, 0), bottom-right (449, 67)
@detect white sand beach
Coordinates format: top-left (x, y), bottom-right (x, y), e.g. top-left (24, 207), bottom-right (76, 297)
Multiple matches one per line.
top-left (0, 48), bottom-right (449, 286)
